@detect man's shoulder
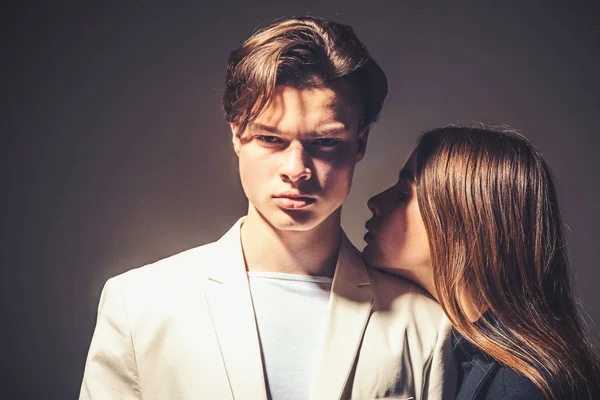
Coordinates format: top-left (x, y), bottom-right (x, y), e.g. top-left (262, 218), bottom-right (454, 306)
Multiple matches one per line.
top-left (109, 239), bottom-right (222, 292)
top-left (366, 267), bottom-right (446, 326)
top-left (92, 238), bottom-right (234, 335)
top-left (363, 267), bottom-right (451, 366)
top-left (367, 267), bottom-right (440, 306)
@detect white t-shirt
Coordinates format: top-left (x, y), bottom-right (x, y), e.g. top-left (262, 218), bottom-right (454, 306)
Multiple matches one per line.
top-left (247, 272), bottom-right (333, 400)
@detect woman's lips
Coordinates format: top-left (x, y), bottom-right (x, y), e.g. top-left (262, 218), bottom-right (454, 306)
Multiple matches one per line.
top-left (364, 220), bottom-right (376, 242)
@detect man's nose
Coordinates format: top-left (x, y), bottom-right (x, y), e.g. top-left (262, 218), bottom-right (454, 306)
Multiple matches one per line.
top-left (280, 141), bottom-right (312, 183)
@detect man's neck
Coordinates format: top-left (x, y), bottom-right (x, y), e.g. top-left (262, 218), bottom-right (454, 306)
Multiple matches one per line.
top-left (240, 207), bottom-right (343, 278)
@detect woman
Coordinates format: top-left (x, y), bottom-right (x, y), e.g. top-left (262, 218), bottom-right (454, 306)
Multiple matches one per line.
top-left (363, 126), bottom-right (600, 399)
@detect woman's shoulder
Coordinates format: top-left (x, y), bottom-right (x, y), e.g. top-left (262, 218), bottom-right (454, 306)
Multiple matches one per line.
top-left (485, 364), bottom-right (548, 399)
top-left (453, 328), bottom-right (551, 400)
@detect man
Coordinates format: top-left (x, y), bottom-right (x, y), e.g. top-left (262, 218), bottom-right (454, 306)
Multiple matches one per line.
top-left (80, 16), bottom-right (455, 400)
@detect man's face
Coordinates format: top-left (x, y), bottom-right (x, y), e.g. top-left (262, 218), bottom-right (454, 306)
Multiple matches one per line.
top-left (231, 82), bottom-right (368, 232)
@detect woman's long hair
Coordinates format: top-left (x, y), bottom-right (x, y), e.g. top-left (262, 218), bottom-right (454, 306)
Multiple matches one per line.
top-left (415, 126), bottom-right (600, 399)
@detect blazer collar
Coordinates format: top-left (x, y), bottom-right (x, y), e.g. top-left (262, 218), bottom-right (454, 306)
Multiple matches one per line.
top-left (205, 218), bottom-right (374, 400)
top-left (453, 325), bottom-right (499, 400)
top-left (206, 217), bottom-right (246, 284)
top-left (310, 232), bottom-right (374, 400)
top-left (206, 218), bottom-right (371, 286)
top-left (204, 217), bottom-right (268, 400)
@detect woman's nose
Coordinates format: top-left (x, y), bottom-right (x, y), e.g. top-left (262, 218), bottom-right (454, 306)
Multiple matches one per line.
top-left (367, 194), bottom-right (381, 216)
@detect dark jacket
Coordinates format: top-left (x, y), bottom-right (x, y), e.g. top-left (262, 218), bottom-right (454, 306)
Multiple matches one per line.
top-left (453, 329), bottom-right (550, 400)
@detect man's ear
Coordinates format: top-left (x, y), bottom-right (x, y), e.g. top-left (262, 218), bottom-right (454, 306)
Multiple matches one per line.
top-left (356, 126), bottom-right (370, 162)
top-left (230, 123), bottom-right (241, 156)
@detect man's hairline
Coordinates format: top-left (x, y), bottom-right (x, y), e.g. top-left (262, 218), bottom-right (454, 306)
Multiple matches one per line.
top-left (234, 81), bottom-right (369, 138)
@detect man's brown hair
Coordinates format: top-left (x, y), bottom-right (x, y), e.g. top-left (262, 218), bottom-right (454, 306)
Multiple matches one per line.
top-left (223, 16), bottom-right (388, 136)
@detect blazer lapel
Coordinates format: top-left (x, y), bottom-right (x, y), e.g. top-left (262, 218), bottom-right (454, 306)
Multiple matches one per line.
top-left (204, 219), bottom-right (268, 400)
top-left (454, 333), bottom-right (499, 400)
top-left (310, 233), bottom-right (373, 400)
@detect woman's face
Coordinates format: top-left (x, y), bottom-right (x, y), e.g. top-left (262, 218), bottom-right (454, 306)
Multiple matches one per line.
top-left (363, 150), bottom-right (432, 275)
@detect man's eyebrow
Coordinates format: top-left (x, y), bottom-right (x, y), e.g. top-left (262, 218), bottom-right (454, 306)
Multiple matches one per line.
top-left (308, 126), bottom-right (349, 138)
top-left (399, 168), bottom-right (415, 182)
top-left (250, 123), bottom-right (280, 134)
top-left (250, 123), bottom-right (349, 137)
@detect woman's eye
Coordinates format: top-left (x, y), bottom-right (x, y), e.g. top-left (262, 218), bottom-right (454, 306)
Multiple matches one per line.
top-left (396, 190), bottom-right (409, 201)
top-left (395, 183), bottom-right (411, 201)
top-left (312, 138), bottom-right (340, 147)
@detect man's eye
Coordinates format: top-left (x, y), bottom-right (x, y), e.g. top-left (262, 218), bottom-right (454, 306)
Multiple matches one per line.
top-left (257, 135), bottom-right (283, 144)
top-left (312, 138), bottom-right (340, 147)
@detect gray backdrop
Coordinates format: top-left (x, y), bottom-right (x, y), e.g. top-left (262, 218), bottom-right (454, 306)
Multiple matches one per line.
top-left (3, 1), bottom-right (599, 399)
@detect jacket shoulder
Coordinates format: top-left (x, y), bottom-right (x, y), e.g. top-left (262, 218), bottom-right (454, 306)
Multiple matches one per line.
top-left (109, 240), bottom-right (221, 292)
top-left (94, 240), bottom-right (227, 329)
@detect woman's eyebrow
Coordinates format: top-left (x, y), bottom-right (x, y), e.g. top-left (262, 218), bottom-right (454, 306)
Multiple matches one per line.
top-left (398, 168), bottom-right (415, 182)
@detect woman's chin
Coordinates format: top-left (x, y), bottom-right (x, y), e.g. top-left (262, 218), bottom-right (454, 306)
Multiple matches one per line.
top-left (372, 265), bottom-right (421, 284)
top-left (361, 244), bottom-right (380, 266)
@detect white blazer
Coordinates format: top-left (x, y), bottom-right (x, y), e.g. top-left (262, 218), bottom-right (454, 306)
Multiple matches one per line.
top-left (80, 218), bottom-right (457, 400)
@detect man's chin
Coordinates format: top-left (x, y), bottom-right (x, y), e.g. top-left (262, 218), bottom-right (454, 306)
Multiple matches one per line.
top-left (251, 202), bottom-right (340, 233)
top-left (274, 214), bottom-right (321, 232)
top-left (260, 208), bottom-right (319, 231)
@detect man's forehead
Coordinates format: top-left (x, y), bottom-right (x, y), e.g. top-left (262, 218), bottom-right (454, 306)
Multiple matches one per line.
top-left (251, 84), bottom-right (362, 133)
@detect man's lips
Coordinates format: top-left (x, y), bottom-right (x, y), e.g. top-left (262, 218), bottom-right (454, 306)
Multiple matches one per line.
top-left (273, 192), bottom-right (316, 209)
